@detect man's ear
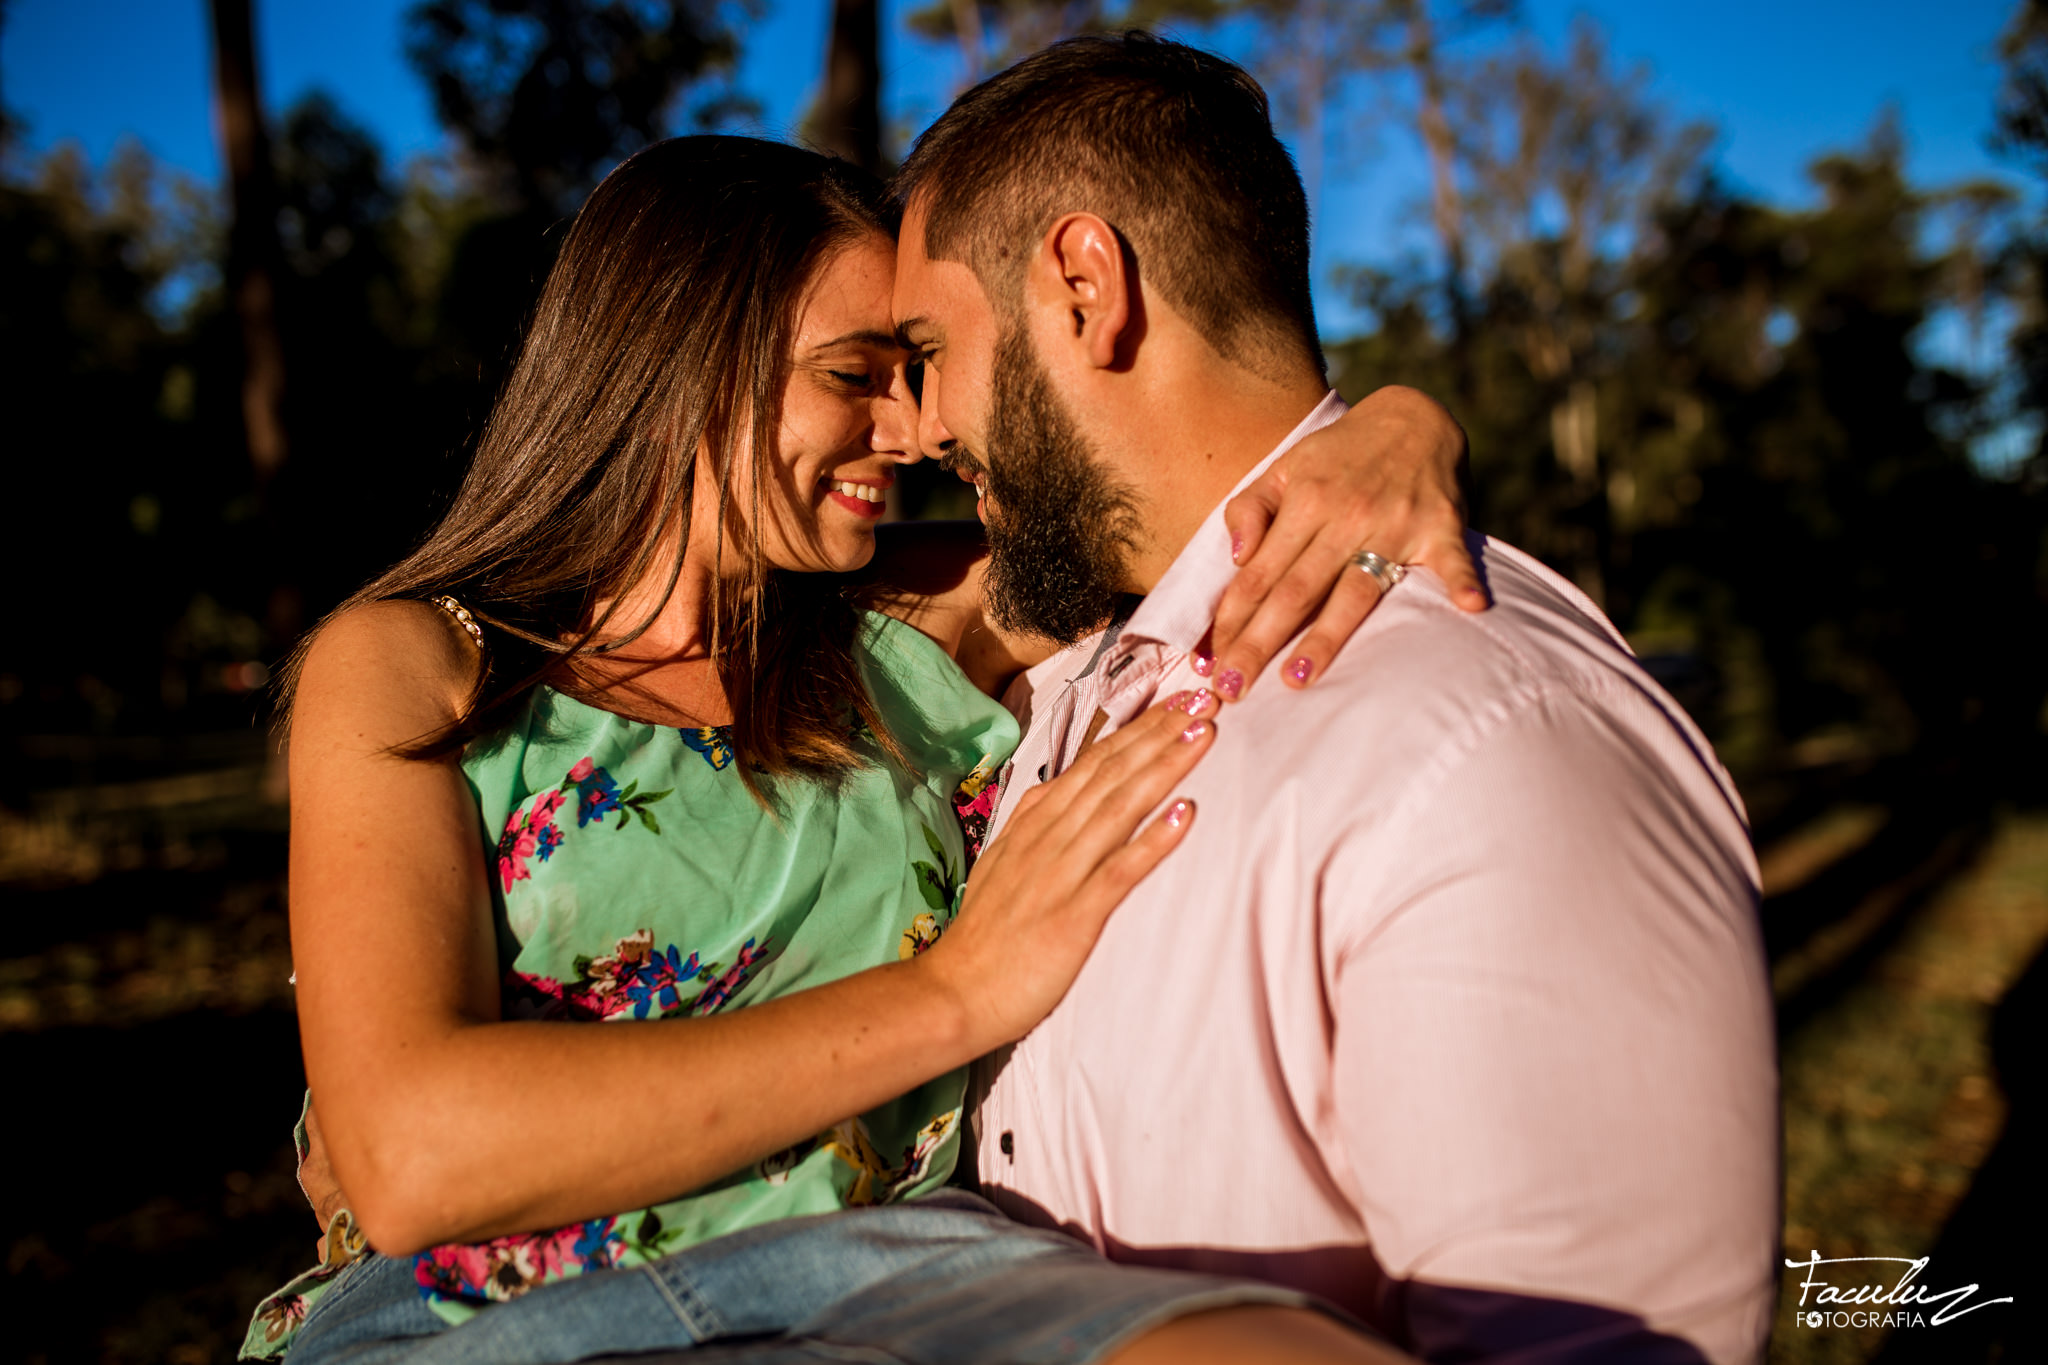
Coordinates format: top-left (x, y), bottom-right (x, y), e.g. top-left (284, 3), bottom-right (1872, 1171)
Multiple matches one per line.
top-left (1033, 212), bottom-right (1132, 372)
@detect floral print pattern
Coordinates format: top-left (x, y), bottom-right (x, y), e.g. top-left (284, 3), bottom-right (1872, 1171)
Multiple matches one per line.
top-left (496, 789), bottom-right (566, 893)
top-left (248, 1285), bottom-right (313, 1350)
top-left (911, 823), bottom-right (960, 915)
top-left (680, 726), bottom-right (735, 771)
top-left (415, 1217), bottom-right (626, 1306)
top-left (495, 758), bottom-right (673, 893)
top-left (244, 614), bottom-right (1017, 1358)
top-left (952, 756), bottom-right (1001, 864)
top-left (506, 929), bottom-right (775, 1022)
top-left (825, 1111), bottom-right (959, 1206)
top-left (567, 757), bottom-right (670, 832)
top-left (755, 1110), bottom-right (959, 1207)
top-left (569, 757), bottom-right (622, 824)
top-left (898, 913), bottom-right (942, 960)
top-left (240, 1206), bottom-right (365, 1354)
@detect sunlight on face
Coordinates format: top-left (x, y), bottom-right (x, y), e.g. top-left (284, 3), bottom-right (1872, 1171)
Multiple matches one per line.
top-left (709, 232), bottom-right (923, 577)
top-left (890, 202), bottom-right (1002, 517)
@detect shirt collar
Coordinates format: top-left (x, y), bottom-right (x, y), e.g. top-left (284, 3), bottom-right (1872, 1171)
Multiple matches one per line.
top-left (1118, 390), bottom-right (1349, 656)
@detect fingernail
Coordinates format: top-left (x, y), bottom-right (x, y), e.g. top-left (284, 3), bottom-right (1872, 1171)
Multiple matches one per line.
top-left (1215, 668), bottom-right (1243, 701)
top-left (1164, 799), bottom-right (1194, 830)
top-left (1190, 649), bottom-right (1214, 678)
top-left (1230, 533), bottom-right (1244, 563)
top-left (1163, 689), bottom-right (1193, 713)
top-left (1181, 718), bottom-right (1211, 743)
top-left (1183, 689), bottom-right (1216, 718)
top-left (1287, 656), bottom-right (1314, 685)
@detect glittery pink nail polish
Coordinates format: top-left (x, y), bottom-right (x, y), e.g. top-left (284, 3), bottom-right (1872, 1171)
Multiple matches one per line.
top-left (1230, 533), bottom-right (1245, 562)
top-left (1215, 668), bottom-right (1244, 701)
top-left (1181, 718), bottom-right (1211, 742)
top-left (1183, 689), bottom-right (1217, 717)
top-left (1190, 649), bottom-right (1214, 678)
top-left (1288, 656), bottom-right (1314, 685)
top-left (1164, 799), bottom-right (1194, 829)
top-left (1163, 690), bottom-right (1193, 713)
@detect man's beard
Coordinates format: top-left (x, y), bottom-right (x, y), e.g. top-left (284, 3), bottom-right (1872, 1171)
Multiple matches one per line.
top-left (967, 324), bottom-right (1143, 646)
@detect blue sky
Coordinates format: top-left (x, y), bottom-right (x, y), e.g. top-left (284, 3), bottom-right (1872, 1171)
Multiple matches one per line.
top-left (1, 0), bottom-right (2028, 335)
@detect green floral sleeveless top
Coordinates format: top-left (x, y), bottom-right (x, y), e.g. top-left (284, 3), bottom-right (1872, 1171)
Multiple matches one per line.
top-left (242, 611), bottom-right (1015, 1358)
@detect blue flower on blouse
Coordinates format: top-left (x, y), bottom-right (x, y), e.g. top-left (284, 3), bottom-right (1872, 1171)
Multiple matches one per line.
top-left (574, 769), bottom-right (622, 827)
top-left (626, 944), bottom-right (706, 1019)
top-left (681, 726), bottom-right (735, 772)
top-left (569, 1217), bottom-right (621, 1264)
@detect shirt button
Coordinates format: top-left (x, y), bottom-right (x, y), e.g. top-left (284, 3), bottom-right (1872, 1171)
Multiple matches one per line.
top-left (1000, 1131), bottom-right (1015, 1160)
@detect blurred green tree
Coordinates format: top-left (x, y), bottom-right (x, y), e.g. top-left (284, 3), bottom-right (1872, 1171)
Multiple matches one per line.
top-left (1993, 0), bottom-right (2048, 495)
top-left (401, 0), bottom-right (756, 428)
top-left (1333, 93), bottom-right (2047, 793)
top-left (406, 0), bottom-right (752, 216)
top-left (908, 0), bottom-right (1117, 80)
top-left (0, 139), bottom-right (258, 735)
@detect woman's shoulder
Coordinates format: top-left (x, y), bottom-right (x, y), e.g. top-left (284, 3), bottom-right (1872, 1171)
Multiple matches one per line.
top-left (864, 524), bottom-right (1053, 698)
top-left (857, 610), bottom-right (1020, 781)
top-left (292, 600), bottom-right (485, 754)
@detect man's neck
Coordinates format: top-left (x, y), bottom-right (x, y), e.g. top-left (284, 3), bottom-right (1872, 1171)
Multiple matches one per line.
top-left (1114, 358), bottom-right (1329, 594)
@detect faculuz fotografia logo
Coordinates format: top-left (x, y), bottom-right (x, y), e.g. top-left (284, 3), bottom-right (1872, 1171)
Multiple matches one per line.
top-left (1785, 1251), bottom-right (2014, 1330)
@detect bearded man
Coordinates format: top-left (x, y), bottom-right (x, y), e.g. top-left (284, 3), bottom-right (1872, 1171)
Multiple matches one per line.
top-left (891, 31), bottom-right (1778, 1365)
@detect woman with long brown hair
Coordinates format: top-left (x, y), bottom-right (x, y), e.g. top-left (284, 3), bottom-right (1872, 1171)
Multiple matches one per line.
top-left (250, 136), bottom-right (1471, 1364)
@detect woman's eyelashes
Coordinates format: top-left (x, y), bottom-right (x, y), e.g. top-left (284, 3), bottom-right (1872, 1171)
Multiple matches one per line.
top-left (820, 356), bottom-right (918, 396)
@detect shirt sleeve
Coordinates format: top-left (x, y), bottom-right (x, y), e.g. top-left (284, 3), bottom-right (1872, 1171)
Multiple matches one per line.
top-left (1323, 685), bottom-right (1779, 1364)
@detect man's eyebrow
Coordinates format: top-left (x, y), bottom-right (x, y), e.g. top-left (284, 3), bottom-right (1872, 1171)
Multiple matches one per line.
top-left (805, 328), bottom-right (904, 352)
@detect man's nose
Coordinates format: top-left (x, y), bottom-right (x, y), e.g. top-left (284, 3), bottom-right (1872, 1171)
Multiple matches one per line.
top-left (917, 365), bottom-right (955, 462)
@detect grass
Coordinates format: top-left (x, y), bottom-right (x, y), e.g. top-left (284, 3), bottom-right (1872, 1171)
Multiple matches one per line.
top-left (1769, 809), bottom-right (2048, 1363)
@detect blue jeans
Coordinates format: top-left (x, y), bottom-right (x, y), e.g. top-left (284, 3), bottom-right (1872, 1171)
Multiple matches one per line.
top-left (285, 1190), bottom-right (1314, 1364)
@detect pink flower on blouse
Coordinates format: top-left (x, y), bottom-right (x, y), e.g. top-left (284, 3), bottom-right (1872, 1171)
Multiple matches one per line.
top-left (496, 817), bottom-right (539, 893)
top-left (415, 1216), bottom-right (623, 1305)
top-left (496, 789), bottom-right (568, 893)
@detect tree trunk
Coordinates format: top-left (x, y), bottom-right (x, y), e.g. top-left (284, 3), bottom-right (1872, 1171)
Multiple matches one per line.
top-left (1294, 0), bottom-right (1329, 263)
top-left (811, 0), bottom-right (883, 174)
top-left (1403, 6), bottom-right (1472, 362)
top-left (209, 0), bottom-right (289, 484)
top-left (948, 0), bottom-right (986, 82)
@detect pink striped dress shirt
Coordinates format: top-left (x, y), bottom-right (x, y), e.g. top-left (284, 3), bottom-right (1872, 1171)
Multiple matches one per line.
top-left (972, 393), bottom-right (1780, 1363)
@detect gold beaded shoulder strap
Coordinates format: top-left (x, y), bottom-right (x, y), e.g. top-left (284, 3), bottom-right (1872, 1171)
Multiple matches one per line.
top-left (429, 594), bottom-right (486, 653)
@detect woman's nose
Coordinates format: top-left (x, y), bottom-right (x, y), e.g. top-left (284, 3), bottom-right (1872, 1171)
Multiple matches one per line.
top-left (872, 373), bottom-right (924, 465)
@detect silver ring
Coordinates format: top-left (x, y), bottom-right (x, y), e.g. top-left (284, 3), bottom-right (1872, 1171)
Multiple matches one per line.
top-left (1346, 550), bottom-right (1407, 594)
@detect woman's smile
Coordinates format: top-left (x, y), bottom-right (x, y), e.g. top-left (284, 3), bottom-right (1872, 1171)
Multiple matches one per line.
top-left (825, 474), bottom-right (891, 519)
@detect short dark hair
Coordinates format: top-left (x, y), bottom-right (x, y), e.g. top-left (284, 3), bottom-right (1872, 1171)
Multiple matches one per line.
top-left (895, 31), bottom-right (1320, 377)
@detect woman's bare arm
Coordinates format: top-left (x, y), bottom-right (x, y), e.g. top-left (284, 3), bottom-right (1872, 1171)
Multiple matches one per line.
top-left (290, 601), bottom-right (1211, 1255)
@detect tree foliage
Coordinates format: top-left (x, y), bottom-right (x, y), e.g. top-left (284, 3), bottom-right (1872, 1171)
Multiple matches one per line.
top-left (405, 0), bottom-right (752, 215)
top-left (0, 0), bottom-right (2040, 804)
